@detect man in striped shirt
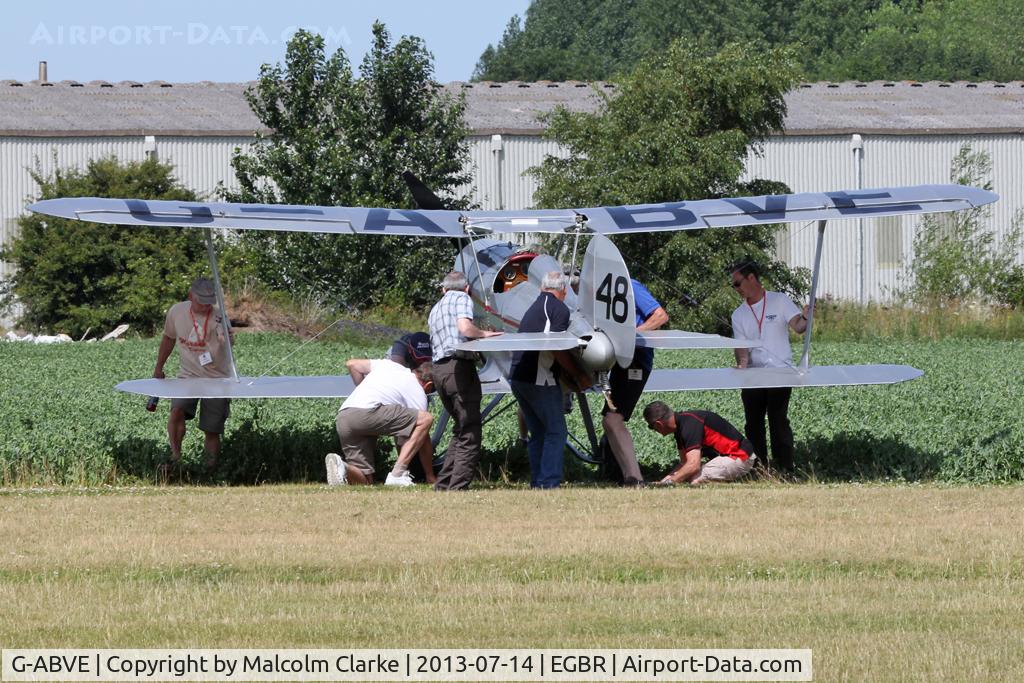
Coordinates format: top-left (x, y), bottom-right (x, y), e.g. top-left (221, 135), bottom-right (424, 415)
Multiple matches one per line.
top-left (643, 401), bottom-right (758, 485)
top-left (427, 271), bottom-right (503, 491)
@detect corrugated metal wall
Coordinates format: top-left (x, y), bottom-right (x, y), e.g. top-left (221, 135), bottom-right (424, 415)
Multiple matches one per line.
top-left (464, 134), bottom-right (567, 211)
top-left (745, 134), bottom-right (1024, 301)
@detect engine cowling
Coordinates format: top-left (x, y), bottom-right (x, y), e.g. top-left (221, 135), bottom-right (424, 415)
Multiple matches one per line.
top-left (580, 331), bottom-right (616, 372)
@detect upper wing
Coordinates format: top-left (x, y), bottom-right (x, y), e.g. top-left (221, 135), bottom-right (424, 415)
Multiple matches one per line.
top-left (117, 375), bottom-right (356, 399)
top-left (644, 364), bottom-right (923, 391)
top-left (28, 184), bottom-right (996, 237)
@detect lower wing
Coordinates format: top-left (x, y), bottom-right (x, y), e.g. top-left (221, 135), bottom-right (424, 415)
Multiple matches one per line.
top-left (637, 330), bottom-right (759, 349)
top-left (644, 364), bottom-right (923, 391)
top-left (117, 375), bottom-right (356, 399)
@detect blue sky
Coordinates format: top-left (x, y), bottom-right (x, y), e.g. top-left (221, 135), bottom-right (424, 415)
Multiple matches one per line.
top-left (1, 1), bottom-right (530, 84)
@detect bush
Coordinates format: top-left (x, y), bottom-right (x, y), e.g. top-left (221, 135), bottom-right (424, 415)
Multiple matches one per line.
top-left (1, 157), bottom-right (208, 337)
top-left (901, 144), bottom-right (1024, 308)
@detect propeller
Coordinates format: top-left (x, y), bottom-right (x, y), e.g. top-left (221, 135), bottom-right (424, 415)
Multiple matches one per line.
top-left (401, 171), bottom-right (448, 211)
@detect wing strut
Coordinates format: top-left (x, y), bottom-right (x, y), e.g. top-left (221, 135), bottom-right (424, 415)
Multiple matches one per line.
top-left (798, 219), bottom-right (826, 370)
top-left (204, 229), bottom-right (239, 383)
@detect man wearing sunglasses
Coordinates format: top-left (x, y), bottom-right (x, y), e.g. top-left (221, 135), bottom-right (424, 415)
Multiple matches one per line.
top-left (729, 260), bottom-right (811, 476)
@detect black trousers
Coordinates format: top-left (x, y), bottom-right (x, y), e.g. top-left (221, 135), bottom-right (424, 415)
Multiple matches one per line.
top-left (741, 387), bottom-right (794, 473)
top-left (433, 358), bottom-right (483, 491)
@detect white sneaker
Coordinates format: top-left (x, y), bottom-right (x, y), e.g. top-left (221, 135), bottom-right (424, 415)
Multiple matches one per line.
top-left (385, 469), bottom-right (415, 487)
top-left (325, 453), bottom-right (347, 485)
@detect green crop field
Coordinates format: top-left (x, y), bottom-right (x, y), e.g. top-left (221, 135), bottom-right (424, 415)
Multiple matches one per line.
top-left (1, 334), bottom-right (1022, 485)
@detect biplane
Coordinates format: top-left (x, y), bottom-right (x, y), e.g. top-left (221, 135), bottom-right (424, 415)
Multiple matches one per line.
top-left (29, 181), bottom-right (997, 463)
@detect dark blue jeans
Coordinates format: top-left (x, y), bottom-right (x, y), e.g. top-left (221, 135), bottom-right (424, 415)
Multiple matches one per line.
top-left (510, 380), bottom-right (567, 488)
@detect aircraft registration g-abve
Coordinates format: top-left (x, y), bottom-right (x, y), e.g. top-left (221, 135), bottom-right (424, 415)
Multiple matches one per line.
top-left (29, 179), bottom-right (997, 459)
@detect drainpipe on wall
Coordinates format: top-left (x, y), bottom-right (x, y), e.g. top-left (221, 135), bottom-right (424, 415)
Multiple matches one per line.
top-left (851, 133), bottom-right (865, 304)
top-left (491, 134), bottom-right (504, 210)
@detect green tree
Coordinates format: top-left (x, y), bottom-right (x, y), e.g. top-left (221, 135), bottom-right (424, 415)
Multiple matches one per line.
top-left (530, 41), bottom-right (807, 333)
top-left (225, 24), bottom-right (472, 309)
top-left (475, 0), bottom-right (1024, 83)
top-left (1, 157), bottom-right (205, 337)
top-left (474, 1), bottom-right (639, 82)
top-left (903, 145), bottom-right (1024, 307)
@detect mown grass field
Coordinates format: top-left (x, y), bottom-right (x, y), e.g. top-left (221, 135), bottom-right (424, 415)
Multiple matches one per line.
top-left (1, 334), bottom-right (1022, 485)
top-left (1, 484), bottom-right (1022, 682)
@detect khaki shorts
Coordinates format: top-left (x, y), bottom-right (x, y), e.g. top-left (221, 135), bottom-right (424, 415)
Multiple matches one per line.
top-left (171, 398), bottom-right (231, 434)
top-left (335, 404), bottom-right (419, 476)
top-left (694, 453), bottom-right (757, 484)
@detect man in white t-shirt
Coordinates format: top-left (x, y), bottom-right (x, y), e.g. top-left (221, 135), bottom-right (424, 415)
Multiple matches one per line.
top-left (730, 261), bottom-right (811, 475)
top-left (326, 359), bottom-right (435, 487)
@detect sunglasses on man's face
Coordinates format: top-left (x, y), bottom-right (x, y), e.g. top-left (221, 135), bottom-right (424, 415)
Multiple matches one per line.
top-left (731, 277), bottom-right (746, 288)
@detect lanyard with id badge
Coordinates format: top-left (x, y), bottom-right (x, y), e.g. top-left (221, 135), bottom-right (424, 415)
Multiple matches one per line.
top-left (190, 307), bottom-right (215, 366)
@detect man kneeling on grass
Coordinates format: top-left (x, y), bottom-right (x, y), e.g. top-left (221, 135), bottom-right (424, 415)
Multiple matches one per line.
top-left (326, 360), bottom-right (435, 487)
top-left (643, 401), bottom-right (757, 485)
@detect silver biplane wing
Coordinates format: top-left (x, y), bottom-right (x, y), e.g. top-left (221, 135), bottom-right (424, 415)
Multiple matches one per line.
top-left (457, 331), bottom-right (580, 353)
top-left (644, 364), bottom-right (924, 392)
top-left (117, 374), bottom-right (356, 399)
top-left (28, 184), bottom-right (996, 236)
top-left (637, 330), bottom-right (761, 350)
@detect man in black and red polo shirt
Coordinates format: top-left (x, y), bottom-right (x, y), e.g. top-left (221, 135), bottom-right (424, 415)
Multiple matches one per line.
top-left (642, 401), bottom-right (758, 485)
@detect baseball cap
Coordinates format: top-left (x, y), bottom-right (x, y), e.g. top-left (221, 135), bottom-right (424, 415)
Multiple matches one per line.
top-left (390, 332), bottom-right (432, 368)
top-left (190, 277), bottom-right (217, 305)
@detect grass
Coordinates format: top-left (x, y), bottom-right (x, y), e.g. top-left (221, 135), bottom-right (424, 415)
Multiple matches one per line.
top-left (1, 484), bottom-right (1022, 682)
top-left (811, 299), bottom-right (1024, 341)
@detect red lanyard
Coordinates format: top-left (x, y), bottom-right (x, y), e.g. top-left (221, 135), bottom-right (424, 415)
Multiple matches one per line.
top-left (747, 293), bottom-right (767, 337)
top-left (189, 307), bottom-right (212, 345)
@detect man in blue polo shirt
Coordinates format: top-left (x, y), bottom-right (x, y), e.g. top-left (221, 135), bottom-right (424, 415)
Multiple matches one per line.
top-left (601, 278), bottom-right (668, 486)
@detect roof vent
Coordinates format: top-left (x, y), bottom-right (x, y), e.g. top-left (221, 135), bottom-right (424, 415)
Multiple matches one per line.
top-left (38, 61), bottom-right (47, 83)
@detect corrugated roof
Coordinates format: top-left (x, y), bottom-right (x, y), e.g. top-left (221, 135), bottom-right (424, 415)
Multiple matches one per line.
top-left (784, 81), bottom-right (1024, 134)
top-left (1, 79), bottom-right (1022, 137)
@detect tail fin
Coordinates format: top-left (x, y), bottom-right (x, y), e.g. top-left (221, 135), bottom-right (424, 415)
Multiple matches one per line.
top-left (401, 171), bottom-right (448, 210)
top-left (579, 234), bottom-right (636, 368)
